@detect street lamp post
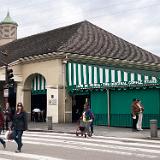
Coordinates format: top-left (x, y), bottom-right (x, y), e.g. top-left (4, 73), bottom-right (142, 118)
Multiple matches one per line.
top-left (0, 51), bottom-right (9, 107)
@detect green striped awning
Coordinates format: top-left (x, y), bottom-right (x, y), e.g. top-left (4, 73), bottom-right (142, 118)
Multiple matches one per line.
top-left (66, 62), bottom-right (159, 91)
top-left (31, 75), bottom-right (46, 94)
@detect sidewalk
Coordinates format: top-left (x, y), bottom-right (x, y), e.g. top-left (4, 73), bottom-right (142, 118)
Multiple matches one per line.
top-left (28, 122), bottom-right (160, 140)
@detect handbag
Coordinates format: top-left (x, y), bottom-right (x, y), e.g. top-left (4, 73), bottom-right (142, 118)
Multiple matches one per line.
top-left (5, 130), bottom-right (13, 140)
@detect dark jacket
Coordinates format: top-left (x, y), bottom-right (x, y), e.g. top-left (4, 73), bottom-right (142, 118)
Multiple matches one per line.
top-left (11, 112), bottom-right (27, 131)
top-left (0, 112), bottom-right (4, 128)
top-left (3, 107), bottom-right (12, 122)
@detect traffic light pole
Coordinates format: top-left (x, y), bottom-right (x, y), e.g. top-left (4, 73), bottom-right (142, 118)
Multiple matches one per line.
top-left (3, 65), bottom-right (9, 106)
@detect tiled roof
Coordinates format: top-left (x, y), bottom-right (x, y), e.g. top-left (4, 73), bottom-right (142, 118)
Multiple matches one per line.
top-left (0, 20), bottom-right (160, 67)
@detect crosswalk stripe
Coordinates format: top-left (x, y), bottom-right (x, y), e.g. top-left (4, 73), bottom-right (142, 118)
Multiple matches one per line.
top-left (23, 132), bottom-right (160, 149)
top-left (0, 150), bottom-right (65, 160)
top-left (24, 131), bottom-right (160, 144)
top-left (0, 158), bottom-right (11, 160)
top-left (20, 140), bottom-right (158, 159)
top-left (22, 135), bottom-right (160, 150)
top-left (1, 131), bottom-right (160, 159)
top-left (94, 135), bottom-right (160, 144)
top-left (21, 137), bottom-right (160, 154)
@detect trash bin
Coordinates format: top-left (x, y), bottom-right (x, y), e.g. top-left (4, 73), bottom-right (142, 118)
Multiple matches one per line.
top-left (47, 116), bottom-right (52, 130)
top-left (150, 119), bottom-right (158, 138)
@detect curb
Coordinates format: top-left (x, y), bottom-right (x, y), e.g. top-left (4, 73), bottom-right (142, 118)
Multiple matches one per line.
top-left (27, 129), bottom-right (75, 134)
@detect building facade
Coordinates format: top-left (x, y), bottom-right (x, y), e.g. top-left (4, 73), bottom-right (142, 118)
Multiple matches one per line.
top-left (0, 14), bottom-right (160, 127)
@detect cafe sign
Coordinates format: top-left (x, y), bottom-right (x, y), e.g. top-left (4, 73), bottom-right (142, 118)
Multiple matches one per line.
top-left (72, 79), bottom-right (159, 90)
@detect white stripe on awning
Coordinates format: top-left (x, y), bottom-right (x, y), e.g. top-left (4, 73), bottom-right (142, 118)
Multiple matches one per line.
top-left (89, 66), bottom-right (92, 84)
top-left (124, 72), bottom-right (128, 81)
top-left (73, 63), bottom-right (76, 85)
top-left (94, 66), bottom-right (97, 84)
top-left (111, 70), bottom-right (115, 82)
top-left (83, 65), bottom-right (87, 84)
top-left (78, 64), bottom-right (82, 85)
top-left (118, 70), bottom-right (121, 82)
top-left (105, 69), bottom-right (109, 83)
top-left (68, 63), bottom-right (72, 86)
top-left (100, 68), bottom-right (103, 83)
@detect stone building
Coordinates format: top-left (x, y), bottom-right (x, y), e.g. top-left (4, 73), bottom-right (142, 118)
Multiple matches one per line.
top-left (0, 13), bottom-right (160, 127)
top-left (0, 12), bottom-right (18, 46)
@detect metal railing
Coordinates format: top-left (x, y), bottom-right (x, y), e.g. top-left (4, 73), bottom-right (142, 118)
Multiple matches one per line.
top-left (94, 114), bottom-right (160, 128)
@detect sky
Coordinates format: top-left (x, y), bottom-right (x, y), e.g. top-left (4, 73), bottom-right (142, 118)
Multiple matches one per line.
top-left (1, 0), bottom-right (160, 57)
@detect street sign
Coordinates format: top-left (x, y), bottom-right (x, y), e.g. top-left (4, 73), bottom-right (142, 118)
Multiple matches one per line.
top-left (3, 88), bottom-right (9, 97)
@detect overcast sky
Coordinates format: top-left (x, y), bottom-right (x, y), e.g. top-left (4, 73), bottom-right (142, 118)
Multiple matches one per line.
top-left (1, 0), bottom-right (160, 57)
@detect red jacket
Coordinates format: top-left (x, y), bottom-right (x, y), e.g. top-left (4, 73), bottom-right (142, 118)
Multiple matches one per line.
top-left (0, 112), bottom-right (4, 128)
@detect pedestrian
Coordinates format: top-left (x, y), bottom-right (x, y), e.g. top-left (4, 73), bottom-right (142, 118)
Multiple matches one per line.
top-left (3, 102), bottom-right (12, 130)
top-left (131, 99), bottom-right (140, 131)
top-left (83, 103), bottom-right (95, 134)
top-left (10, 102), bottom-right (27, 153)
top-left (136, 99), bottom-right (144, 131)
top-left (0, 106), bottom-right (6, 149)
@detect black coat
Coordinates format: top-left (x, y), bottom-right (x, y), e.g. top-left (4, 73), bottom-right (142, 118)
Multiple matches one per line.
top-left (0, 112), bottom-right (4, 128)
top-left (11, 112), bottom-right (27, 131)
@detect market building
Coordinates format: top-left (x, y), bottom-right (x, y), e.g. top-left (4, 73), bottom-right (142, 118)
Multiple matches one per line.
top-left (0, 13), bottom-right (160, 128)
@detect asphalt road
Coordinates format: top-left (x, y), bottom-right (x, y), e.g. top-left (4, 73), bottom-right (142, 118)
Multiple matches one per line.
top-left (0, 131), bottom-right (160, 160)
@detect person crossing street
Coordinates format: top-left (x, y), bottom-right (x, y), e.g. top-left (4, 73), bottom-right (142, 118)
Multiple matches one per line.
top-left (0, 106), bottom-right (6, 149)
top-left (11, 102), bottom-right (27, 153)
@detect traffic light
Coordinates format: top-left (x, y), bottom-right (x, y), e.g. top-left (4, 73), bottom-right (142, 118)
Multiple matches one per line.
top-left (6, 67), bottom-right (14, 87)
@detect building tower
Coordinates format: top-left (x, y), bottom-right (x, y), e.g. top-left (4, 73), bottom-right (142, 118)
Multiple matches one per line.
top-left (0, 12), bottom-right (18, 46)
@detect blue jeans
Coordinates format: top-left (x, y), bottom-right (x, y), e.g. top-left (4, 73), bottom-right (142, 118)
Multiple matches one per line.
top-left (0, 128), bottom-right (5, 145)
top-left (12, 130), bottom-right (23, 150)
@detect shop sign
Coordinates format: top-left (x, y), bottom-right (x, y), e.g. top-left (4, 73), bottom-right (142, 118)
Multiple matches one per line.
top-left (48, 98), bottom-right (57, 105)
top-left (72, 79), bottom-right (158, 90)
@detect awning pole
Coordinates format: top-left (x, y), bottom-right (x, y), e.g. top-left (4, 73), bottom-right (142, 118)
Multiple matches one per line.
top-left (107, 89), bottom-right (110, 127)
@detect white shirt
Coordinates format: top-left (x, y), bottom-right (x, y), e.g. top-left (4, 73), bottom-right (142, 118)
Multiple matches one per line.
top-left (33, 108), bottom-right (41, 112)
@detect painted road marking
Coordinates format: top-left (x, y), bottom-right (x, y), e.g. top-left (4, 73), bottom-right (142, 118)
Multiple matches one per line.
top-left (0, 150), bottom-right (65, 160)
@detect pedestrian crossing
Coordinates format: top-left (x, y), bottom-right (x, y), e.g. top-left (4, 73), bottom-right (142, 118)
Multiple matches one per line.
top-left (0, 131), bottom-right (160, 160)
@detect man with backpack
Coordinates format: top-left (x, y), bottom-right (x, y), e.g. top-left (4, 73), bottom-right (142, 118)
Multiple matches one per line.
top-left (82, 103), bottom-right (95, 134)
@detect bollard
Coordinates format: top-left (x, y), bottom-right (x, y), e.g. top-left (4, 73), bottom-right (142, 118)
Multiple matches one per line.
top-left (47, 116), bottom-right (52, 130)
top-left (150, 119), bottom-right (158, 138)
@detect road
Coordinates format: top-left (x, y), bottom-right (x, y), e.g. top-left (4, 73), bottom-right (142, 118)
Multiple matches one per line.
top-left (0, 131), bottom-right (160, 160)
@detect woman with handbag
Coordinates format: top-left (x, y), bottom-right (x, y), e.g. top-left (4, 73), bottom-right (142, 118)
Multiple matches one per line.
top-left (0, 106), bottom-right (6, 148)
top-left (11, 102), bottom-right (27, 153)
top-left (131, 99), bottom-right (140, 131)
top-left (136, 100), bottom-right (144, 131)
